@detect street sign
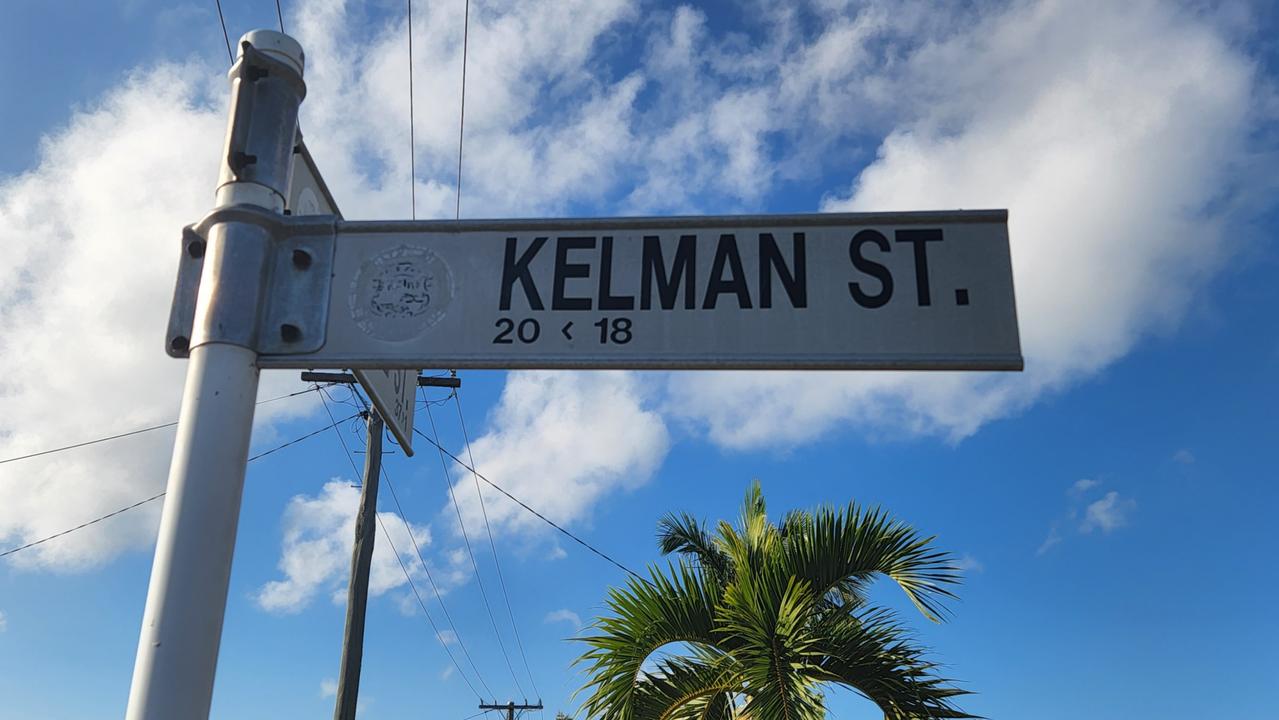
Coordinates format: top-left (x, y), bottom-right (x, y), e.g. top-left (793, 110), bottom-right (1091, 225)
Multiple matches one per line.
top-left (287, 139), bottom-right (342, 217)
top-left (351, 369), bottom-right (416, 455)
top-left (289, 140), bottom-right (419, 453)
top-left (257, 210), bottom-right (1022, 371)
top-left (141, 29), bottom-right (1029, 720)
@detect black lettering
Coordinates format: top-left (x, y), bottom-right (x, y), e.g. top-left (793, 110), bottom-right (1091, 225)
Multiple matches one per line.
top-left (703, 234), bottom-right (752, 309)
top-left (848, 230), bottom-right (893, 309)
top-left (598, 236), bottom-right (635, 311)
top-left (759, 232), bottom-right (807, 309)
top-left (895, 228), bottom-right (943, 306)
top-left (500, 237), bottom-right (546, 311)
top-left (552, 236), bottom-right (595, 311)
top-left (640, 235), bottom-right (696, 310)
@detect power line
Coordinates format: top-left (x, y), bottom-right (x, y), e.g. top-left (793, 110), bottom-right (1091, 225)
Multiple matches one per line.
top-left (455, 388), bottom-right (541, 699)
top-left (274, 0), bottom-right (285, 33)
top-left (0, 492), bottom-right (167, 559)
top-left (336, 387), bottom-right (498, 698)
top-left (372, 511), bottom-right (484, 699)
top-left (0, 387), bottom-right (323, 467)
top-left (407, 0), bottom-right (417, 219)
top-left (0, 411), bottom-right (358, 559)
top-left (425, 401), bottom-right (526, 697)
top-left (247, 416), bottom-right (353, 462)
top-left (454, 0), bottom-right (471, 219)
top-left (379, 464), bottom-right (497, 699)
top-left (411, 426), bottom-right (645, 582)
top-left (317, 387), bottom-right (492, 700)
top-left (214, 0), bottom-right (233, 63)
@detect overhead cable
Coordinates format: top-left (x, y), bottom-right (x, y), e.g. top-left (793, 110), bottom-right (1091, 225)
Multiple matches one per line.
top-left (0, 386), bottom-right (323, 467)
top-left (425, 400), bottom-right (526, 697)
top-left (411, 426), bottom-right (646, 582)
top-left (0, 411), bottom-right (358, 559)
top-left (455, 388), bottom-right (542, 698)
top-left (314, 386), bottom-right (488, 700)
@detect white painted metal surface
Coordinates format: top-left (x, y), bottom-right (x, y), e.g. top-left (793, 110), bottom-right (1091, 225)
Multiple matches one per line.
top-left (352, 368), bottom-right (416, 454)
top-left (127, 30), bottom-right (305, 720)
top-left (259, 211), bottom-right (1023, 371)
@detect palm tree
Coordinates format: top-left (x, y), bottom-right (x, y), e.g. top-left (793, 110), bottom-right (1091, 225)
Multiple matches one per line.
top-left (576, 482), bottom-right (973, 720)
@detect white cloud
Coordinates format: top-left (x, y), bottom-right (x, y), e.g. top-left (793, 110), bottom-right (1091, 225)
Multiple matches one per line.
top-left (320, 677), bottom-right (337, 699)
top-left (1173, 449), bottom-right (1196, 465)
top-left (437, 629), bottom-right (458, 645)
top-left (0, 64), bottom-right (317, 572)
top-left (440, 665), bottom-right (455, 681)
top-left (1036, 526), bottom-right (1062, 556)
top-left (256, 480), bottom-right (432, 613)
top-left (444, 372), bottom-right (668, 542)
top-left (544, 608), bottom-right (583, 631)
top-left (1069, 479), bottom-right (1100, 497)
top-left (954, 554), bottom-right (984, 574)
top-left (1081, 491), bottom-right (1135, 534)
top-left (0, 609), bottom-right (7, 632)
top-left (1041, 481), bottom-right (1135, 554)
top-left (666, 0), bottom-right (1266, 449)
top-left (3, 0), bottom-right (1268, 576)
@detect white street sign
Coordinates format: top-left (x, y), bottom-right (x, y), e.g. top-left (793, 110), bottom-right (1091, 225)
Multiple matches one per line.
top-left (287, 140), bottom-right (342, 217)
top-left (289, 140), bottom-right (420, 452)
top-left (259, 210), bottom-right (1022, 371)
top-left (352, 369), bottom-right (416, 455)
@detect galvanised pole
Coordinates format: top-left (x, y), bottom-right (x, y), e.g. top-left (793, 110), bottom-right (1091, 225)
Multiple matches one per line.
top-left (126, 29), bottom-right (306, 720)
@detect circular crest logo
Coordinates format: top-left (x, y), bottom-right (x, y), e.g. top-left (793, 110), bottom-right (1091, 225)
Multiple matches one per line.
top-left (349, 245), bottom-right (453, 341)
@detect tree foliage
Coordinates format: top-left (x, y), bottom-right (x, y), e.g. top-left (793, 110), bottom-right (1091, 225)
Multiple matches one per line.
top-left (577, 482), bottom-right (973, 720)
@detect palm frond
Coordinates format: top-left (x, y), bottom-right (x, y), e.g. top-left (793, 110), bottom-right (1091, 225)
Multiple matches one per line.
top-left (783, 502), bottom-right (961, 622)
top-left (811, 607), bottom-right (976, 719)
top-left (658, 511), bottom-right (732, 580)
top-left (577, 562), bottom-right (723, 720)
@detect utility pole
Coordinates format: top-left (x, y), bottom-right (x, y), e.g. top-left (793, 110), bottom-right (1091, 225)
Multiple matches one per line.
top-left (299, 371), bottom-right (459, 720)
top-left (480, 700), bottom-right (544, 720)
top-left (126, 30), bottom-right (306, 720)
top-left (333, 406), bottom-right (382, 720)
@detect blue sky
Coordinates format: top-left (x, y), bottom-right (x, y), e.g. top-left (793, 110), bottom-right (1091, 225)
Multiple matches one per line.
top-left (2, 1), bottom-right (1278, 718)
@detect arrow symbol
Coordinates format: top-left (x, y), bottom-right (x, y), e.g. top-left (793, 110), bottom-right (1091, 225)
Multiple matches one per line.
top-left (561, 321), bottom-right (574, 340)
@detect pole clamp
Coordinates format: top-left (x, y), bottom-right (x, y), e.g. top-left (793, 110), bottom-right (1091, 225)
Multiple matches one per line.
top-left (167, 204), bottom-right (336, 359)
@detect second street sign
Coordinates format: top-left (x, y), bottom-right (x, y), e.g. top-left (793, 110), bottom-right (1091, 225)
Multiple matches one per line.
top-left (259, 210), bottom-right (1023, 371)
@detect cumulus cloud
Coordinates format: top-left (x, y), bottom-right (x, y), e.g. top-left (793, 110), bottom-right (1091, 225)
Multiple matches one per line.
top-left (544, 608), bottom-right (583, 631)
top-left (320, 677), bottom-right (337, 699)
top-left (1039, 479), bottom-right (1134, 553)
top-left (443, 372), bottom-right (668, 542)
top-left (1080, 491), bottom-right (1135, 534)
top-left (666, 0), bottom-right (1267, 448)
top-left (1069, 479), bottom-right (1100, 497)
top-left (4, 0), bottom-right (1268, 577)
top-left (256, 480), bottom-right (432, 613)
top-left (0, 64), bottom-right (318, 571)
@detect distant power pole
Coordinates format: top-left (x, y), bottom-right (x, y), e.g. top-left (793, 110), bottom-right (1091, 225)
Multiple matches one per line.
top-left (332, 407), bottom-right (382, 720)
top-left (480, 700), bottom-right (544, 720)
top-left (300, 371), bottom-right (459, 720)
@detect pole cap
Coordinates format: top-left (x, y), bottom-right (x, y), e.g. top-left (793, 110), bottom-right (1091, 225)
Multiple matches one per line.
top-left (238, 29), bottom-right (305, 77)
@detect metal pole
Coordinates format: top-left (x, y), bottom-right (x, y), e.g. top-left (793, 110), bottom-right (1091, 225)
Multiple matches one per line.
top-left (333, 411), bottom-right (383, 720)
top-left (126, 30), bottom-right (306, 720)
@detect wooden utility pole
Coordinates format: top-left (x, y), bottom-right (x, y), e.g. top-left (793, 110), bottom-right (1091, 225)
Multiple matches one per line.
top-left (333, 407), bottom-right (383, 720)
top-left (480, 700), bottom-right (544, 720)
top-left (300, 371), bottom-right (459, 720)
